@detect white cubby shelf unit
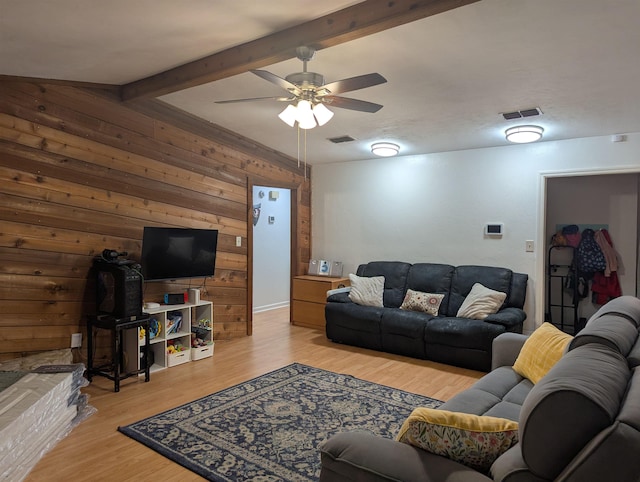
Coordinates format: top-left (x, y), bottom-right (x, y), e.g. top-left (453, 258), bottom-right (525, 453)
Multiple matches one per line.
top-left (126, 300), bottom-right (214, 374)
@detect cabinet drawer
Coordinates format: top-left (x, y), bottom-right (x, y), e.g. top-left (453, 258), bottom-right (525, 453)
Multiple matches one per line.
top-left (291, 300), bottom-right (326, 329)
top-left (293, 276), bottom-right (349, 302)
top-left (293, 278), bottom-right (330, 304)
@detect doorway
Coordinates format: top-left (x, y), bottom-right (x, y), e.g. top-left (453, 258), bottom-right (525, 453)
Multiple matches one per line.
top-left (538, 169), bottom-right (640, 331)
top-left (252, 186), bottom-right (292, 313)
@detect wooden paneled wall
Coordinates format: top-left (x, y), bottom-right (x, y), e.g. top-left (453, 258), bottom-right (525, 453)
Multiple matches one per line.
top-left (0, 79), bottom-right (311, 362)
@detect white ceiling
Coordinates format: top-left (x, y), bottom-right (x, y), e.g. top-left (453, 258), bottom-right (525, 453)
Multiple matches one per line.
top-left (2, 0), bottom-right (640, 165)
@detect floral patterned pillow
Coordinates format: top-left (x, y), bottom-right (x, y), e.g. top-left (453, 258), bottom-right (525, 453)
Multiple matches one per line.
top-left (399, 290), bottom-right (444, 315)
top-left (396, 407), bottom-right (519, 473)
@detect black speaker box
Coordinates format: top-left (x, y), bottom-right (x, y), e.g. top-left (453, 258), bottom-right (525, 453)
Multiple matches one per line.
top-left (95, 262), bottom-right (143, 319)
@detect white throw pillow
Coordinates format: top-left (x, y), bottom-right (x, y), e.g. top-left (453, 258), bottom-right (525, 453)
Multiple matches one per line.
top-left (348, 274), bottom-right (384, 307)
top-left (456, 283), bottom-right (507, 320)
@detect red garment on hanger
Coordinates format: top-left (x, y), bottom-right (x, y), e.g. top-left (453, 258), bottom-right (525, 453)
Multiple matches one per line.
top-left (591, 271), bottom-right (622, 305)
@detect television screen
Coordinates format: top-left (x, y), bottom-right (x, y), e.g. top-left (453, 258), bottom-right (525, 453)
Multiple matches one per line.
top-left (140, 227), bottom-right (218, 282)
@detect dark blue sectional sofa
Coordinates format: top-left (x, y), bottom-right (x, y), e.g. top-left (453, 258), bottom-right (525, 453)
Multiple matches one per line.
top-left (325, 261), bottom-right (528, 371)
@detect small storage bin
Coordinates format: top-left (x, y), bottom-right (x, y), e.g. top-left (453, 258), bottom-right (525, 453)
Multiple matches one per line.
top-left (191, 343), bottom-right (214, 361)
top-left (167, 350), bottom-right (190, 367)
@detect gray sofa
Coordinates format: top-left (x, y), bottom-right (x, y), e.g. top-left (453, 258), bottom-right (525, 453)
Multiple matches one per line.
top-left (325, 261), bottom-right (528, 371)
top-left (319, 295), bottom-right (640, 481)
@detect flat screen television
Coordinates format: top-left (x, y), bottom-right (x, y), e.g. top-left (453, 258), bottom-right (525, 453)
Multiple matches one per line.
top-left (140, 227), bottom-right (218, 282)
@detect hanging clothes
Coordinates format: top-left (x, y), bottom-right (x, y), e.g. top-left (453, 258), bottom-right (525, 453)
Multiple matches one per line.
top-left (594, 229), bottom-right (618, 276)
top-left (591, 229), bottom-right (622, 304)
top-left (592, 271), bottom-right (622, 304)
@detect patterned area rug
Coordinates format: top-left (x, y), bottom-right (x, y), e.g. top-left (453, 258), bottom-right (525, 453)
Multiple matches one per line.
top-left (118, 363), bottom-right (442, 481)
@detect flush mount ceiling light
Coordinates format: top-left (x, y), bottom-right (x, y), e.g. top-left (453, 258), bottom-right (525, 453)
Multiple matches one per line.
top-left (505, 125), bottom-right (544, 144)
top-left (371, 142), bottom-right (400, 157)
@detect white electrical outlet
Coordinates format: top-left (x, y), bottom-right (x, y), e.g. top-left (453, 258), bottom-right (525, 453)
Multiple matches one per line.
top-left (71, 333), bottom-right (82, 348)
top-left (236, 236), bottom-right (242, 247)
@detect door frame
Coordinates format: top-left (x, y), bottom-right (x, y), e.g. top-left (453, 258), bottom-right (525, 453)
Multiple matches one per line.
top-left (247, 177), bottom-right (303, 335)
top-left (536, 165), bottom-right (640, 330)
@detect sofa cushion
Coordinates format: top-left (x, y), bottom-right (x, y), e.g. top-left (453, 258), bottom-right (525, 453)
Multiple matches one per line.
top-left (400, 289), bottom-right (444, 315)
top-left (557, 367), bottom-right (640, 481)
top-left (319, 431), bottom-right (493, 482)
top-left (587, 295), bottom-right (640, 328)
top-left (628, 342), bottom-right (640, 369)
top-left (425, 317), bottom-right (507, 371)
top-left (380, 309), bottom-right (430, 359)
top-left (440, 366), bottom-right (532, 422)
top-left (447, 266), bottom-right (513, 317)
top-left (519, 344), bottom-right (630, 480)
top-left (457, 283), bottom-right (507, 320)
top-left (506, 272), bottom-right (529, 310)
top-left (569, 313), bottom-right (638, 357)
top-left (348, 274), bottom-right (384, 307)
top-left (405, 263), bottom-right (455, 314)
top-left (425, 317), bottom-right (506, 351)
top-left (513, 323), bottom-right (573, 384)
top-left (357, 262), bottom-right (411, 308)
top-left (397, 408), bottom-right (519, 472)
top-left (325, 302), bottom-right (383, 350)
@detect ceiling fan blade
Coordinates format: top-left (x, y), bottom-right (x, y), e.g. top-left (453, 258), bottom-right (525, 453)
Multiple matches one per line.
top-left (319, 73), bottom-right (387, 95)
top-left (250, 70), bottom-right (302, 96)
top-left (215, 96), bottom-right (292, 104)
top-left (323, 96), bottom-right (383, 113)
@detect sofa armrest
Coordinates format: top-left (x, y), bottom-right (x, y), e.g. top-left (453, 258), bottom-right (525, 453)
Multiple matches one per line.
top-left (327, 286), bottom-right (352, 298)
top-left (484, 307), bottom-right (527, 330)
top-left (319, 431), bottom-right (492, 482)
top-left (327, 290), bottom-right (352, 303)
top-left (491, 333), bottom-right (528, 370)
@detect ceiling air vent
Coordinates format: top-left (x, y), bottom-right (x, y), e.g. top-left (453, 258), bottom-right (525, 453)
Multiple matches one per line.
top-left (502, 107), bottom-right (543, 120)
top-left (328, 135), bottom-right (356, 144)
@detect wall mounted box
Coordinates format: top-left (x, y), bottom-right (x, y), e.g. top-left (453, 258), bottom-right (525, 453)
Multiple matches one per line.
top-left (485, 223), bottom-right (504, 236)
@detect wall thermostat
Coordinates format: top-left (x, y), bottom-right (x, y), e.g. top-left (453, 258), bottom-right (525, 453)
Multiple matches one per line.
top-left (485, 223), bottom-right (504, 236)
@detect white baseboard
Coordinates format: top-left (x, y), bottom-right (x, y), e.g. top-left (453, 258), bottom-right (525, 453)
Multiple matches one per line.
top-left (253, 301), bottom-right (290, 314)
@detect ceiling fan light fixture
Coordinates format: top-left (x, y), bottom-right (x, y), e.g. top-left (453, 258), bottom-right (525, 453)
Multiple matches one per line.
top-left (312, 102), bottom-right (334, 126)
top-left (505, 125), bottom-right (544, 143)
top-left (278, 104), bottom-right (298, 127)
top-left (296, 100), bottom-right (317, 129)
top-left (371, 142), bottom-right (400, 157)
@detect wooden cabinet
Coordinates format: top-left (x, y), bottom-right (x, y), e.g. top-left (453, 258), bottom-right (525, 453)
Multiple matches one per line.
top-left (291, 275), bottom-right (350, 329)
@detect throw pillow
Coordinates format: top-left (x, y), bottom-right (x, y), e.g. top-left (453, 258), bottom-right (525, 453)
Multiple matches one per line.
top-left (397, 408), bottom-right (519, 472)
top-left (513, 322), bottom-right (573, 384)
top-left (400, 290), bottom-right (444, 315)
top-left (348, 274), bottom-right (384, 307)
top-left (456, 283), bottom-right (507, 319)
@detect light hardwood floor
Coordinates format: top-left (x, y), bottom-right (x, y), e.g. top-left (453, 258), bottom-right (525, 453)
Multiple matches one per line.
top-left (25, 308), bottom-right (483, 481)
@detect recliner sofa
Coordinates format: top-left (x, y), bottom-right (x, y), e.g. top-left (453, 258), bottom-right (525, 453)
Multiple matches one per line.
top-left (319, 295), bottom-right (640, 481)
top-left (325, 261), bottom-right (528, 371)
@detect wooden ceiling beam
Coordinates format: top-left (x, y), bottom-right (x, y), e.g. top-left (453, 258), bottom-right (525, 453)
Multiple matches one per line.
top-left (120, 0), bottom-right (480, 101)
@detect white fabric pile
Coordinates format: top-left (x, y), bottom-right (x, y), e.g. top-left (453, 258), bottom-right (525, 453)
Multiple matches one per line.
top-left (0, 351), bottom-right (95, 481)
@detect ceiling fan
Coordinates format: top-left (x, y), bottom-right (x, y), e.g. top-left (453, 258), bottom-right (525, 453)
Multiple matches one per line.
top-left (215, 46), bottom-right (387, 129)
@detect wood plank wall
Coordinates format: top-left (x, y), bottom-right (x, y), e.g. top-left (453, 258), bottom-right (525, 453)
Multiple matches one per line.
top-left (0, 79), bottom-right (311, 362)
